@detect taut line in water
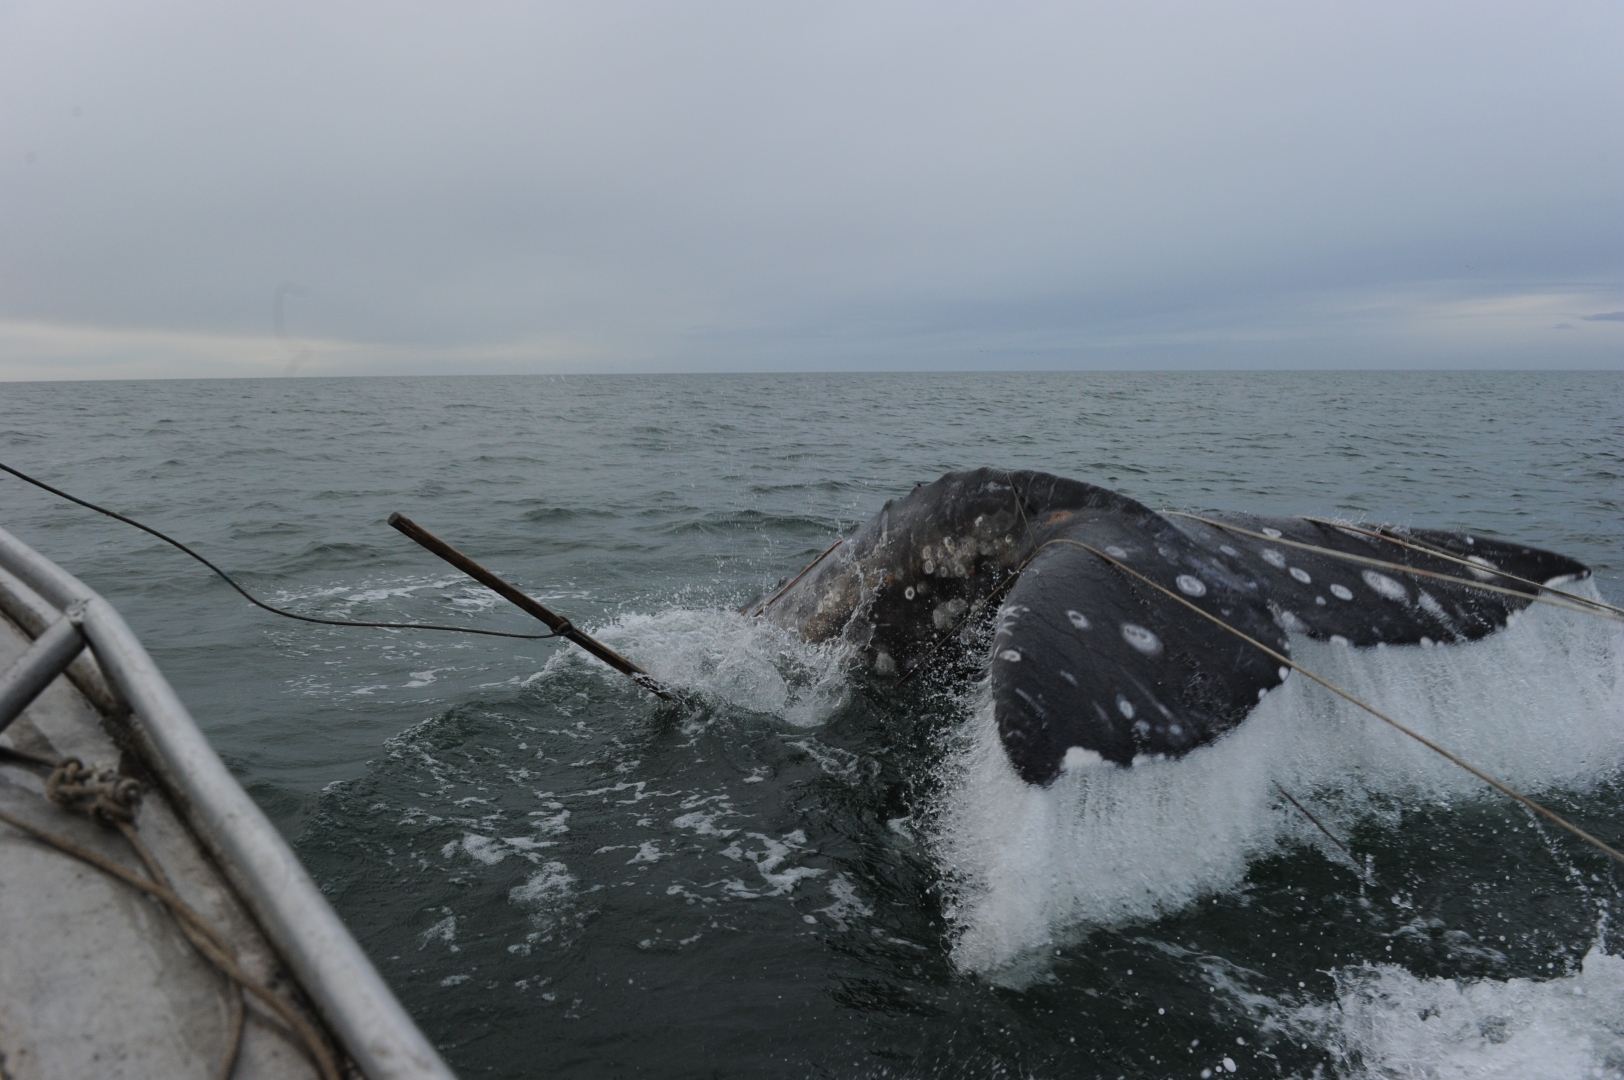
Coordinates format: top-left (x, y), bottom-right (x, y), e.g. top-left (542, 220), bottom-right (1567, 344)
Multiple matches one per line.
top-left (1271, 780), bottom-right (1399, 899)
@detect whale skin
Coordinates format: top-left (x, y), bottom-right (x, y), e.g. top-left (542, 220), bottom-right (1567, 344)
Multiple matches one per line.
top-left (748, 469), bottom-right (1591, 785)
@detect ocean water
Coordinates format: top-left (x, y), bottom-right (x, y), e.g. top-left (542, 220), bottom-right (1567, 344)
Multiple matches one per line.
top-left (1, 371), bottom-right (1621, 1079)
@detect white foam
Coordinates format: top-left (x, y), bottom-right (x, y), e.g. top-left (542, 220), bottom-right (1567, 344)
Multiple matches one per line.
top-left (540, 607), bottom-right (850, 727)
top-left (1292, 947), bottom-right (1624, 1079)
top-left (509, 860), bottom-right (583, 941)
top-left (931, 586), bottom-right (1624, 974)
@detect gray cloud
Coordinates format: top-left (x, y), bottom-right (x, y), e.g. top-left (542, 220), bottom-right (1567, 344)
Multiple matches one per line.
top-left (2, 1), bottom-right (1621, 375)
top-left (1583, 312), bottom-right (1624, 322)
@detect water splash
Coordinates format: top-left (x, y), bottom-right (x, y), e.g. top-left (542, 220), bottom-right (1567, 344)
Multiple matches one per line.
top-left (543, 607), bottom-right (852, 726)
top-left (1292, 947), bottom-right (1624, 1079)
top-left (932, 587), bottom-right (1624, 974)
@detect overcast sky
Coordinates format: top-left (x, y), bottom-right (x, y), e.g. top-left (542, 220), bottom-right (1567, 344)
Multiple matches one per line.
top-left (2, 2), bottom-right (1620, 378)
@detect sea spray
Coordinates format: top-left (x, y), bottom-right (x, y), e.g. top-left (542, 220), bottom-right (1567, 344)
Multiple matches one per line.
top-left (542, 606), bottom-right (853, 727)
top-left (932, 584), bottom-right (1624, 975)
top-left (1289, 945), bottom-right (1624, 1080)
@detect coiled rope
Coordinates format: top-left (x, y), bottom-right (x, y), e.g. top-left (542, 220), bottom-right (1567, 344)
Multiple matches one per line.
top-left (0, 461), bottom-right (562, 641)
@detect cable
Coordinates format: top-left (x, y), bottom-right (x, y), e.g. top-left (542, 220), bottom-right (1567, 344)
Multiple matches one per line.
top-left (1297, 515), bottom-right (1624, 619)
top-left (747, 536), bottom-right (844, 617)
top-left (1272, 780), bottom-right (1398, 899)
top-left (1167, 511), bottom-right (1622, 625)
top-left (0, 461), bottom-right (559, 641)
top-left (1057, 536), bottom-right (1624, 868)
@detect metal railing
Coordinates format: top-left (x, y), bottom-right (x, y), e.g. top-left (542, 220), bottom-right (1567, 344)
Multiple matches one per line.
top-left (0, 524), bottom-right (454, 1080)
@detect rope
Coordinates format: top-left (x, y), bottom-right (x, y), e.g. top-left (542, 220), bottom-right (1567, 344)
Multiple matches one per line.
top-left (48, 764), bottom-right (251, 1080)
top-left (748, 537), bottom-right (844, 617)
top-left (0, 461), bottom-right (562, 641)
top-left (883, 482), bottom-right (1619, 879)
top-left (1047, 537), bottom-right (1624, 868)
top-left (1271, 780), bottom-right (1398, 899)
top-left (45, 757), bottom-right (141, 825)
top-left (3, 760), bottom-right (343, 1080)
top-left (1297, 515), bottom-right (1624, 620)
top-left (1167, 511), bottom-right (1623, 625)
top-left (1004, 470), bottom-right (1039, 550)
top-left (111, 816), bottom-right (247, 1080)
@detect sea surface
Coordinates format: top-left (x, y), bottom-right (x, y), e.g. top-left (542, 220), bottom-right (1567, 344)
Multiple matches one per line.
top-left (2, 371), bottom-right (1622, 1079)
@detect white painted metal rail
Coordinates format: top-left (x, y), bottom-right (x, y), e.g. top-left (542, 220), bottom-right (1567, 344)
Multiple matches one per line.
top-left (0, 524), bottom-right (455, 1080)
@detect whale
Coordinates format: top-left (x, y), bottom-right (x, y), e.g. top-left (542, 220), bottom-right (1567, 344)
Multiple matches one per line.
top-left (747, 468), bottom-right (1592, 785)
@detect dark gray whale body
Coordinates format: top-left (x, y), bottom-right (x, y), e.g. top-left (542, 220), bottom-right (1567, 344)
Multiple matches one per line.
top-left (751, 469), bottom-right (1590, 785)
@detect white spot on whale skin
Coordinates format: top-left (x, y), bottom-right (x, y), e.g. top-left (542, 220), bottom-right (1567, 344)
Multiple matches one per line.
top-left (1417, 590), bottom-right (1449, 622)
top-left (1329, 634), bottom-right (1350, 646)
top-left (923, 559), bottom-right (935, 574)
top-left (1066, 609), bottom-right (1091, 630)
top-left (999, 649), bottom-right (1022, 662)
top-left (1465, 555), bottom-right (1497, 581)
top-left (1168, 723), bottom-right (1183, 736)
top-left (1329, 583), bottom-right (1353, 600)
top-left (874, 651), bottom-right (896, 675)
top-left (1261, 548), bottom-right (1287, 569)
top-left (1105, 545), bottom-right (1128, 559)
top-left (1315, 595), bottom-right (1326, 606)
top-left (1175, 574), bottom-right (1207, 597)
top-left (1261, 527), bottom-right (1283, 538)
top-left (1257, 687), bottom-right (1269, 700)
top-left (1277, 666), bottom-right (1290, 681)
top-left (904, 586), bottom-right (915, 600)
top-left (1276, 609), bottom-right (1308, 632)
top-left (1289, 566), bottom-right (1312, 584)
top-left (1059, 670), bottom-right (1077, 686)
top-left (1061, 746), bottom-right (1106, 771)
top-left (1120, 623), bottom-right (1162, 655)
top-left (1362, 569), bottom-right (1408, 602)
top-left (1117, 695), bottom-right (1135, 719)
top-left (1420, 636), bottom-right (1434, 647)
top-left (1219, 545), bottom-right (1238, 557)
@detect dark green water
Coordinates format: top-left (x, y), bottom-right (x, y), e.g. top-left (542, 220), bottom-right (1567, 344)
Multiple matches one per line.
top-left (2, 372), bottom-right (1621, 1079)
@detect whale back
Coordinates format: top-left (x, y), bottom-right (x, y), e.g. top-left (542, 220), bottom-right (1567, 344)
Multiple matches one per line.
top-left (756, 469), bottom-right (1134, 676)
top-left (755, 469), bottom-right (1592, 786)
